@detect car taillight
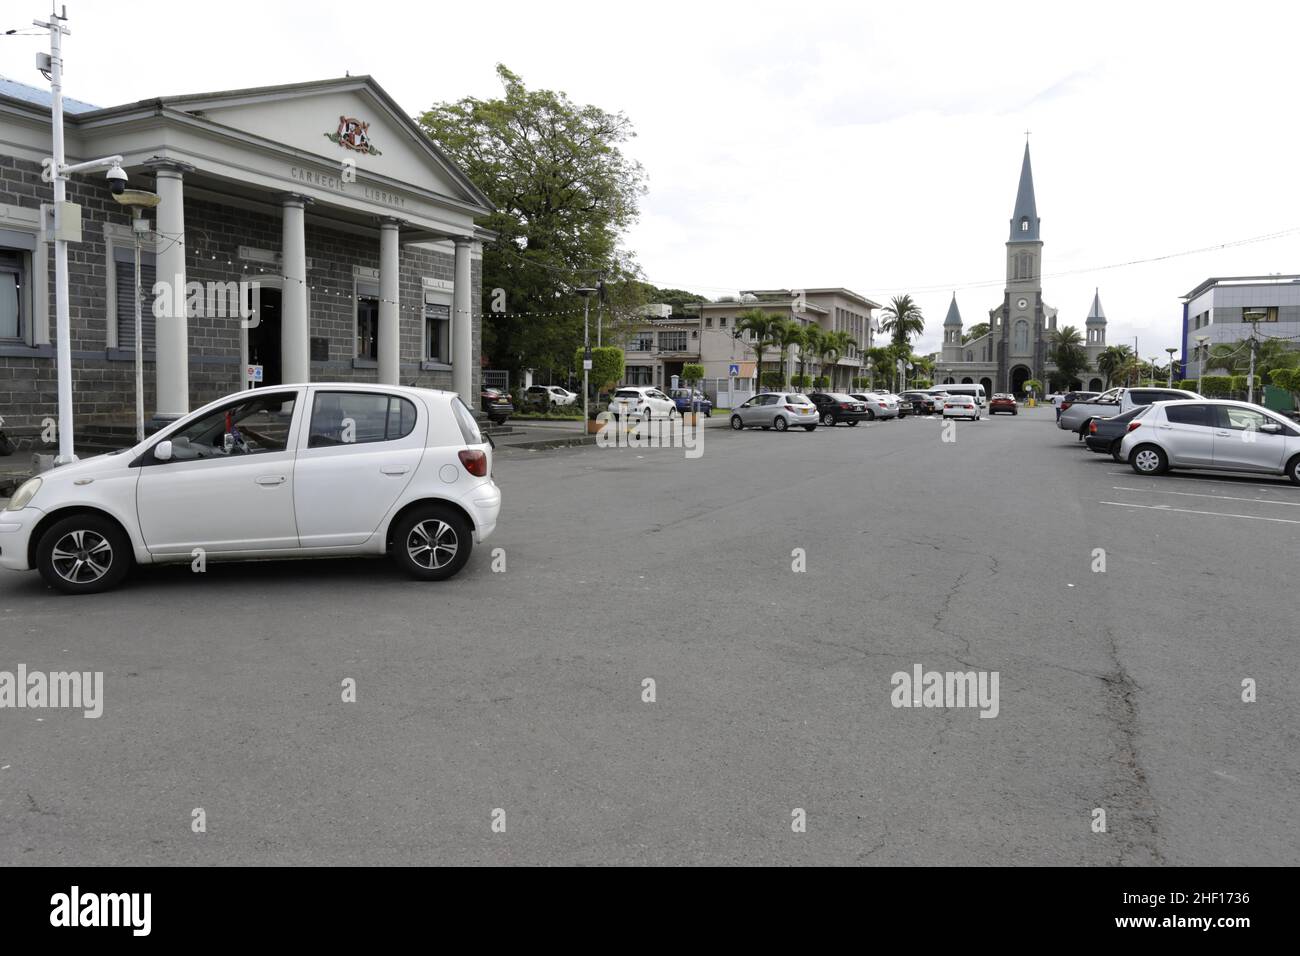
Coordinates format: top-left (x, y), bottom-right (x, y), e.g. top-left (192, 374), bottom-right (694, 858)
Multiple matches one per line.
top-left (1127, 422), bottom-right (1142, 432)
top-left (878, 402), bottom-right (887, 408)
top-left (1062, 402), bottom-right (1072, 410)
top-left (458, 449), bottom-right (488, 477)
top-left (1089, 421), bottom-right (1097, 434)
top-left (945, 404), bottom-right (954, 409)
top-left (839, 403), bottom-right (850, 410)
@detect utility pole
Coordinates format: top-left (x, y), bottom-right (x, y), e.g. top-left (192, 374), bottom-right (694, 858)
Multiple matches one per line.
top-left (39, 8), bottom-right (73, 463)
top-left (1243, 311), bottom-right (1265, 404)
top-left (578, 288), bottom-right (596, 432)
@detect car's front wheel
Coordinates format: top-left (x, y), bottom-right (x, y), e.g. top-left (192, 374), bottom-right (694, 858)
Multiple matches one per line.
top-left (393, 505), bottom-right (473, 581)
top-left (730, 415), bottom-right (744, 430)
top-left (36, 514), bottom-right (132, 595)
top-left (1130, 444), bottom-right (1168, 476)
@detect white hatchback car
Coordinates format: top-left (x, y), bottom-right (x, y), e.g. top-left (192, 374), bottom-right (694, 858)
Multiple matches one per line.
top-left (608, 386), bottom-right (678, 421)
top-left (0, 384), bottom-right (501, 594)
top-left (941, 394), bottom-right (980, 420)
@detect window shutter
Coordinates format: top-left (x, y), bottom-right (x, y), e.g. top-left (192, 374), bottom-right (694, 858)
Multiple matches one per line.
top-left (116, 256), bottom-right (157, 351)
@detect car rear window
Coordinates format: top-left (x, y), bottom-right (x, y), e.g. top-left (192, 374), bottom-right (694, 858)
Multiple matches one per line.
top-left (1112, 407), bottom-right (1149, 424)
top-left (451, 397), bottom-right (483, 444)
top-left (785, 395), bottom-right (811, 404)
top-left (1131, 390), bottom-right (1191, 404)
top-left (614, 390), bottom-right (641, 398)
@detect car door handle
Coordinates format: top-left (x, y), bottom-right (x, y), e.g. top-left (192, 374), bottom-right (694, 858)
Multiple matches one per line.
top-left (380, 465), bottom-right (411, 475)
top-left (255, 475), bottom-right (286, 486)
top-left (1214, 431), bottom-right (1231, 437)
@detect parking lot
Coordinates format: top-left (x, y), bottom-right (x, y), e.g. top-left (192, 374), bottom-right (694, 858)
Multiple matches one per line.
top-left (1, 405), bottom-right (1296, 865)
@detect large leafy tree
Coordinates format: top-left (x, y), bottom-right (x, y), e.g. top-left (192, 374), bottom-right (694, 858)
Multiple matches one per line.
top-left (879, 295), bottom-right (925, 349)
top-left (1096, 344), bottom-right (1133, 388)
top-left (961, 322), bottom-right (990, 344)
top-left (418, 65), bottom-right (648, 382)
top-left (1048, 325), bottom-right (1090, 388)
top-left (1206, 338), bottom-right (1298, 381)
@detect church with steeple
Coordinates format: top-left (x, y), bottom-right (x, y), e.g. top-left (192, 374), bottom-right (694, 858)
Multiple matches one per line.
top-left (939, 143), bottom-right (1108, 394)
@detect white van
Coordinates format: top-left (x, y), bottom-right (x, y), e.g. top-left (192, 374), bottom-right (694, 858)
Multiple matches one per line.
top-left (927, 384), bottom-right (986, 407)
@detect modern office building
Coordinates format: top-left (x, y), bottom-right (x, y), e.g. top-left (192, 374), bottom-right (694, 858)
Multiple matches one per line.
top-left (1181, 275), bottom-right (1300, 378)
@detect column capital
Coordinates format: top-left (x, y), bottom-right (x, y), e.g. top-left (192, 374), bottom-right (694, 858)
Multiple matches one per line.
top-left (377, 216), bottom-right (404, 229)
top-left (278, 192), bottom-right (314, 209)
top-left (453, 235), bottom-right (474, 248)
top-left (142, 157), bottom-right (195, 178)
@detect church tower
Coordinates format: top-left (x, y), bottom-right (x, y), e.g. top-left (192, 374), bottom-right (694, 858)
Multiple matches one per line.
top-left (1085, 288), bottom-right (1108, 366)
top-left (941, 293), bottom-right (964, 363)
top-left (994, 143), bottom-right (1045, 392)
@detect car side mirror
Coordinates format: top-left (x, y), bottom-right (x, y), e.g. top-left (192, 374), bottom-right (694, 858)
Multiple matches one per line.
top-left (1260, 422), bottom-right (1282, 434)
top-left (153, 440), bottom-right (173, 462)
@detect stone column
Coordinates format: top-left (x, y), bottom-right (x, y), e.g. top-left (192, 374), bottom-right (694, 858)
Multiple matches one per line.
top-left (378, 219), bottom-right (401, 385)
top-left (452, 237), bottom-right (473, 401)
top-left (280, 195), bottom-right (311, 384)
top-left (153, 166), bottom-right (188, 420)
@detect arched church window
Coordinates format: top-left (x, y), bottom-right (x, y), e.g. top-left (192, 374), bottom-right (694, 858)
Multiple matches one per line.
top-left (1013, 320), bottom-right (1030, 353)
top-left (1020, 217), bottom-right (1029, 233)
top-left (965, 350), bottom-right (973, 362)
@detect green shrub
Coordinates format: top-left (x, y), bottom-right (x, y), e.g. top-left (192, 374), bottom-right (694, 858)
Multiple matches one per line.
top-left (573, 346), bottom-right (624, 394)
top-left (760, 370), bottom-right (785, 388)
top-left (682, 363), bottom-right (704, 384)
top-left (813, 375), bottom-right (830, 388)
top-left (791, 374), bottom-right (811, 389)
top-left (1199, 375), bottom-right (1233, 397)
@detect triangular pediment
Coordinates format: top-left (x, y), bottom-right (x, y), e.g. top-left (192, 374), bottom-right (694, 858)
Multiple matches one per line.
top-left (163, 77), bottom-right (491, 213)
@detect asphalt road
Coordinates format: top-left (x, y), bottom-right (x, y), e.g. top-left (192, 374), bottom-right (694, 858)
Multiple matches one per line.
top-left (1, 405), bottom-right (1296, 865)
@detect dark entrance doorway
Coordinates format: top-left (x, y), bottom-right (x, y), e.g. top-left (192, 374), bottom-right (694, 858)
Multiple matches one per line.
top-left (980, 377), bottom-right (993, 396)
top-left (1010, 365), bottom-right (1032, 396)
top-left (248, 288), bottom-right (282, 387)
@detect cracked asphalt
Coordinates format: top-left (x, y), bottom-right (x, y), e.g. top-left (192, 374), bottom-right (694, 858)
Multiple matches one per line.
top-left (1, 405), bottom-right (1296, 865)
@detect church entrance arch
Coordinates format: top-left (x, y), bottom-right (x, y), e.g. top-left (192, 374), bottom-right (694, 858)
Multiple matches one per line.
top-left (1010, 365), bottom-right (1032, 395)
top-left (980, 377), bottom-right (993, 396)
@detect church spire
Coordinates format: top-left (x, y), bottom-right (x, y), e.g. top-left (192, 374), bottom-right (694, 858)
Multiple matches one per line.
top-left (1009, 142), bottom-right (1040, 242)
top-left (1087, 288), bottom-right (1107, 323)
top-left (943, 292), bottom-right (963, 326)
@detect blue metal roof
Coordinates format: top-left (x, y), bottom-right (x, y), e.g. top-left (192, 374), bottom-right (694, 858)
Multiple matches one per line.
top-left (0, 75), bottom-right (99, 114)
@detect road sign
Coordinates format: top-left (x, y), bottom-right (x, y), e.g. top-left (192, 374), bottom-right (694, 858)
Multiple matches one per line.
top-left (729, 364), bottom-right (740, 377)
top-left (246, 364), bottom-right (263, 384)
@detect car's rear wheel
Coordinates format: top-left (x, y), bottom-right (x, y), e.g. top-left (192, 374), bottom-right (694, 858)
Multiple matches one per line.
top-left (393, 505), bottom-right (473, 581)
top-left (36, 514), bottom-right (132, 595)
top-left (1130, 444), bottom-right (1168, 476)
top-left (1287, 453), bottom-right (1300, 486)
top-left (821, 412), bottom-right (836, 426)
top-left (773, 416), bottom-right (788, 432)
top-left (730, 415), bottom-right (744, 430)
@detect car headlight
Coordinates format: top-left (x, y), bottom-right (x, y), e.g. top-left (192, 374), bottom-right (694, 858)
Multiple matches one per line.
top-left (5, 477), bottom-right (42, 511)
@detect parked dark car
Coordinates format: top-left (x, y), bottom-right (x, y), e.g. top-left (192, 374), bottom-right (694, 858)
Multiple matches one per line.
top-left (668, 388), bottom-right (712, 417)
top-left (901, 391), bottom-right (938, 414)
top-left (989, 393), bottom-right (1018, 415)
top-left (808, 392), bottom-right (869, 426)
top-left (480, 387), bottom-right (514, 425)
top-left (1085, 406), bottom-right (1149, 460)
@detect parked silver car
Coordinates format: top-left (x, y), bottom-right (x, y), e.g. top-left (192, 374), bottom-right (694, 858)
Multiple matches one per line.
top-left (1119, 400), bottom-right (1300, 483)
top-left (1058, 386), bottom-right (1200, 436)
top-left (730, 393), bottom-right (819, 432)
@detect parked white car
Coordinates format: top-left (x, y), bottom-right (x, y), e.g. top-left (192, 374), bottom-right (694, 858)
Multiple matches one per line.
top-left (608, 386), bottom-right (677, 421)
top-left (1118, 399), bottom-right (1300, 483)
top-left (941, 394), bottom-right (980, 420)
top-left (525, 384), bottom-right (578, 408)
top-left (0, 384), bottom-right (501, 594)
top-left (852, 392), bottom-right (900, 420)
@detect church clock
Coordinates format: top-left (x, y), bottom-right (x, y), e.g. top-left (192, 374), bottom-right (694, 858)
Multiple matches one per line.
top-left (1016, 297), bottom-right (1028, 310)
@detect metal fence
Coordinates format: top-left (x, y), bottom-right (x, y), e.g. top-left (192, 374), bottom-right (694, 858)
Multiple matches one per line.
top-left (482, 369), bottom-right (509, 392)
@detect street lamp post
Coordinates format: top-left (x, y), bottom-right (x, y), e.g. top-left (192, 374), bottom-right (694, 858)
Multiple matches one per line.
top-left (1195, 335), bottom-right (1210, 395)
top-left (37, 9), bottom-right (129, 464)
top-left (1165, 347), bottom-right (1178, 388)
top-left (577, 288), bottom-right (596, 432)
top-left (113, 190), bottom-right (161, 442)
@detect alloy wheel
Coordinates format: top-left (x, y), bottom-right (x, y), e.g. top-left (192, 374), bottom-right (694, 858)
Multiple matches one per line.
top-left (407, 519), bottom-right (459, 570)
top-left (50, 529), bottom-right (114, 585)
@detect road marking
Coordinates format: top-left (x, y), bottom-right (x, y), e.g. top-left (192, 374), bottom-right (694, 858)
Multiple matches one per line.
top-left (1105, 470), bottom-right (1289, 491)
top-left (1099, 500), bottom-right (1300, 524)
top-left (1111, 486), bottom-right (1300, 507)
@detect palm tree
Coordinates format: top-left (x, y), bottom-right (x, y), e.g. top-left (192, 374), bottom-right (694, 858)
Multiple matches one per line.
top-left (865, 345), bottom-right (893, 390)
top-left (803, 325), bottom-right (828, 385)
top-left (1096, 344), bottom-right (1132, 388)
top-left (879, 294), bottom-right (924, 349)
top-left (1048, 325), bottom-right (1090, 390)
top-left (817, 330), bottom-right (858, 390)
top-left (772, 318), bottom-right (806, 388)
top-left (734, 308), bottom-right (783, 390)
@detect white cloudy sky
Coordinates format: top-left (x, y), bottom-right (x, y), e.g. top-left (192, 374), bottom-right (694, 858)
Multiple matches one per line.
top-left (5, 0), bottom-right (1300, 358)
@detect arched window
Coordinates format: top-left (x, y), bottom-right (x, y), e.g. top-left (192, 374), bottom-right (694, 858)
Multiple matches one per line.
top-left (965, 350), bottom-right (973, 362)
top-left (1013, 320), bottom-right (1030, 353)
top-left (1020, 217), bottom-right (1030, 233)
